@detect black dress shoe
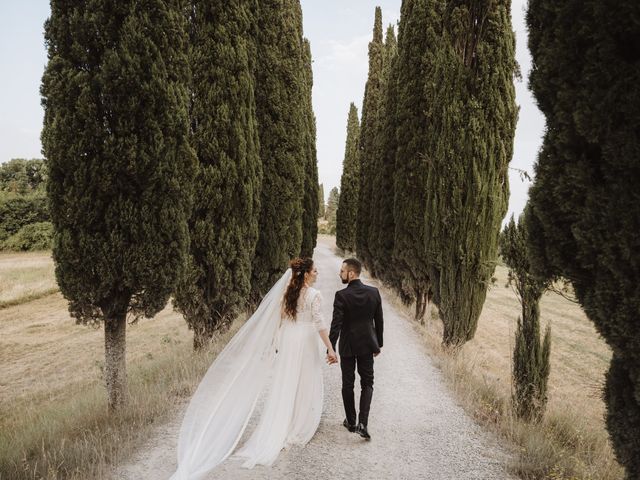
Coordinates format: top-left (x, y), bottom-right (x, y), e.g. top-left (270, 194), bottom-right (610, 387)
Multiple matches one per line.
top-left (343, 419), bottom-right (357, 432)
top-left (356, 423), bottom-right (371, 440)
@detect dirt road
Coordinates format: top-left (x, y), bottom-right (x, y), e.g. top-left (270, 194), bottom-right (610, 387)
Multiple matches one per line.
top-left (112, 237), bottom-right (514, 480)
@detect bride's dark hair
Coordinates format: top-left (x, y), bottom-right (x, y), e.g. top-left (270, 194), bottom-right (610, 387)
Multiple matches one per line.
top-left (282, 257), bottom-right (314, 320)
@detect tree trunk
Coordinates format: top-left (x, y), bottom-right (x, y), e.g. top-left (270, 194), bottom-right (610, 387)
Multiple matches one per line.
top-left (192, 316), bottom-right (218, 351)
top-left (442, 318), bottom-right (464, 352)
top-left (104, 310), bottom-right (127, 411)
top-left (424, 296), bottom-right (432, 325)
top-left (414, 289), bottom-right (424, 322)
top-left (193, 328), bottom-right (208, 351)
top-left (414, 289), bottom-right (429, 324)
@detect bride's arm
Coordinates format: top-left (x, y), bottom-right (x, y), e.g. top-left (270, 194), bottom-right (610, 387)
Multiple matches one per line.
top-left (312, 292), bottom-right (337, 362)
top-left (318, 328), bottom-right (335, 353)
top-left (319, 329), bottom-right (338, 364)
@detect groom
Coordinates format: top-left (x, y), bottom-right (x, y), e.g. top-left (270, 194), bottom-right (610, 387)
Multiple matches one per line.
top-left (329, 258), bottom-right (384, 440)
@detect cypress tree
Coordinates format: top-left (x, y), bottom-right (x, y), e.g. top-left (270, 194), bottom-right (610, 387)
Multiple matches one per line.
top-left (173, 0), bottom-right (262, 349)
top-left (336, 103), bottom-right (360, 252)
top-left (41, 0), bottom-right (195, 410)
top-left (392, 0), bottom-right (442, 320)
top-left (525, 0), bottom-right (640, 474)
top-left (318, 182), bottom-right (325, 218)
top-left (325, 187), bottom-right (340, 235)
top-left (500, 215), bottom-right (551, 421)
top-left (251, 0), bottom-right (307, 299)
top-left (355, 7), bottom-right (384, 272)
top-left (424, 0), bottom-right (518, 345)
top-left (369, 25), bottom-right (398, 283)
top-left (300, 38), bottom-right (319, 258)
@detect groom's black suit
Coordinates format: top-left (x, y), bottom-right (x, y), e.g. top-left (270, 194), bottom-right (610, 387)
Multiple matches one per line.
top-left (330, 279), bottom-right (384, 428)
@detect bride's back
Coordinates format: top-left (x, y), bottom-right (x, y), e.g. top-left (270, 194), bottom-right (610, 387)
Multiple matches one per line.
top-left (282, 286), bottom-right (325, 331)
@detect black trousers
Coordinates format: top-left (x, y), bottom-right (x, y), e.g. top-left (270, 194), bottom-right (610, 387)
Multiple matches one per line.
top-left (340, 353), bottom-right (374, 427)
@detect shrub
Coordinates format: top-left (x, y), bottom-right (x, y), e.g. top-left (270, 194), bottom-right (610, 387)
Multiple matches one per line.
top-left (2, 222), bottom-right (53, 251)
top-left (0, 192), bottom-right (49, 241)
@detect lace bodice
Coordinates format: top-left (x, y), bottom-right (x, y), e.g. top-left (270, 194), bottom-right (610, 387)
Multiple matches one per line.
top-left (282, 286), bottom-right (326, 331)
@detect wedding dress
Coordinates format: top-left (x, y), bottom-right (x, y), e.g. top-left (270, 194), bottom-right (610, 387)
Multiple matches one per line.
top-left (170, 269), bottom-right (327, 480)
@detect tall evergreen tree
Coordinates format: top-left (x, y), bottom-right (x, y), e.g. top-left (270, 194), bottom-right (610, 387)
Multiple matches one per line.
top-left (525, 1), bottom-right (640, 475)
top-left (500, 215), bottom-right (551, 421)
top-left (369, 25), bottom-right (398, 282)
top-left (300, 38), bottom-right (319, 258)
top-left (424, 0), bottom-right (518, 345)
top-left (336, 103), bottom-right (360, 252)
top-left (392, 0), bottom-right (442, 319)
top-left (41, 0), bottom-right (195, 410)
top-left (355, 7), bottom-right (385, 271)
top-left (173, 0), bottom-right (262, 349)
top-left (325, 187), bottom-right (340, 235)
top-left (318, 182), bottom-right (325, 218)
top-left (251, 0), bottom-right (307, 298)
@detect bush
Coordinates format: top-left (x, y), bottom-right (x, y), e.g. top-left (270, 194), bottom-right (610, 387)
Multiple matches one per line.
top-left (2, 222), bottom-right (53, 251)
top-left (0, 192), bottom-right (50, 241)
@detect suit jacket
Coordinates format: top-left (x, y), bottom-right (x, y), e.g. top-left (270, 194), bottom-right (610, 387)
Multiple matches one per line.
top-left (330, 279), bottom-right (384, 357)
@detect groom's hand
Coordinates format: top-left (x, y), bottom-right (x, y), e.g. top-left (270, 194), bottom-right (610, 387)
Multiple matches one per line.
top-left (326, 352), bottom-right (338, 364)
top-left (374, 348), bottom-right (382, 357)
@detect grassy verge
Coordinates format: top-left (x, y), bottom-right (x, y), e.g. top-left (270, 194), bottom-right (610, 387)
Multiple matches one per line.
top-left (0, 313), bottom-right (244, 480)
top-left (2, 242), bottom-right (624, 479)
top-left (0, 250), bottom-right (245, 479)
top-left (378, 277), bottom-right (624, 480)
top-left (0, 251), bottom-right (58, 309)
top-left (0, 287), bottom-right (60, 310)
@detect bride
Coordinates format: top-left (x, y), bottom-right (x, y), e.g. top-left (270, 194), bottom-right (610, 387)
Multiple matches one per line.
top-left (170, 258), bottom-right (337, 480)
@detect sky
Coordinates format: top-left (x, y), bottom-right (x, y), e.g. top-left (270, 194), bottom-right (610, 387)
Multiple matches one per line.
top-left (0, 0), bottom-right (544, 222)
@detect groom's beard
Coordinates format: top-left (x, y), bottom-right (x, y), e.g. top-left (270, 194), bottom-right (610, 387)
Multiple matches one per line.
top-left (341, 276), bottom-right (349, 284)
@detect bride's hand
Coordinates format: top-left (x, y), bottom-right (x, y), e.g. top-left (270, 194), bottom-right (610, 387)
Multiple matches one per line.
top-left (326, 350), bottom-right (338, 365)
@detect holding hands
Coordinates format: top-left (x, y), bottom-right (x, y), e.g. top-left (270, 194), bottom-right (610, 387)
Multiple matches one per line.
top-left (318, 328), bottom-right (337, 365)
top-left (326, 349), bottom-right (338, 365)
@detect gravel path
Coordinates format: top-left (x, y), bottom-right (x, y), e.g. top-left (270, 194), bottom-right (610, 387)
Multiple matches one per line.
top-left (111, 238), bottom-right (514, 480)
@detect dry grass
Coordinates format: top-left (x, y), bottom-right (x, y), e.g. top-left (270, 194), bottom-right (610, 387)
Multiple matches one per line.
top-left (378, 264), bottom-right (624, 480)
top-left (1, 244), bottom-right (626, 479)
top-left (0, 252), bottom-right (246, 480)
top-left (324, 225), bottom-right (624, 480)
top-left (0, 251), bottom-right (58, 309)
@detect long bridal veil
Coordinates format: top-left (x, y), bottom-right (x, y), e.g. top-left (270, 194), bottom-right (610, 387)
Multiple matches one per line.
top-left (169, 269), bottom-right (292, 480)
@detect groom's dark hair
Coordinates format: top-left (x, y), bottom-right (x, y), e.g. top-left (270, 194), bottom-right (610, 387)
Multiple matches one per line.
top-left (343, 258), bottom-right (362, 275)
